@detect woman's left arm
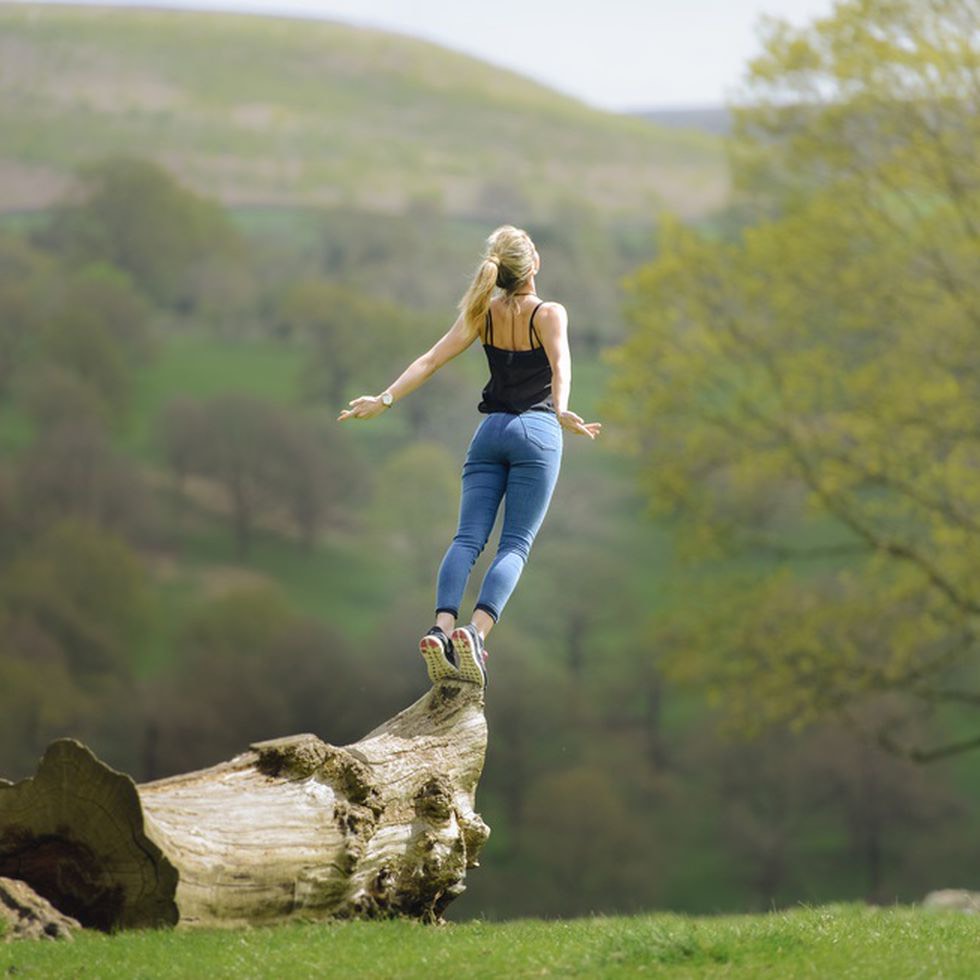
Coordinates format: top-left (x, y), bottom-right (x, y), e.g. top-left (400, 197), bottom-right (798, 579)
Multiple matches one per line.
top-left (338, 313), bottom-right (479, 422)
top-left (535, 303), bottom-right (602, 440)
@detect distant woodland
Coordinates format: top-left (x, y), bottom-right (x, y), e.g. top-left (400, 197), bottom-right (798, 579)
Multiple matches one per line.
top-left (1, 0), bottom-right (978, 918)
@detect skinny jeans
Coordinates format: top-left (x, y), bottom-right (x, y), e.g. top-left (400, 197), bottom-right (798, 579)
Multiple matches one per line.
top-left (435, 410), bottom-right (563, 623)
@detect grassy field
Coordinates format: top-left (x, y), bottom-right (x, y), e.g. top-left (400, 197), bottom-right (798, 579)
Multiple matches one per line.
top-left (0, 4), bottom-right (727, 220)
top-left (2, 905), bottom-right (977, 978)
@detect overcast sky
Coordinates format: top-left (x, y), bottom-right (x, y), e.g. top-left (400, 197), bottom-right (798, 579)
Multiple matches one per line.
top-left (21, 0), bottom-right (838, 110)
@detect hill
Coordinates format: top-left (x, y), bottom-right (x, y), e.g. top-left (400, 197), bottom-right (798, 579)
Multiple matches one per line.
top-left (0, 3), bottom-right (728, 220)
top-left (634, 106), bottom-right (732, 136)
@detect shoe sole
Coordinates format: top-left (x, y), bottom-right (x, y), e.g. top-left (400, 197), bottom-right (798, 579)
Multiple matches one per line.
top-left (419, 635), bottom-right (458, 684)
top-left (451, 627), bottom-right (486, 686)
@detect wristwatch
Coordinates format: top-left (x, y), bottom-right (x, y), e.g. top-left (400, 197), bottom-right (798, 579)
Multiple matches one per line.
top-left (380, 391), bottom-right (394, 408)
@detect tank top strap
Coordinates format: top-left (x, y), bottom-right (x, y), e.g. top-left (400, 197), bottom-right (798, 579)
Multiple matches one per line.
top-left (485, 308), bottom-right (493, 346)
top-left (528, 301), bottom-right (546, 350)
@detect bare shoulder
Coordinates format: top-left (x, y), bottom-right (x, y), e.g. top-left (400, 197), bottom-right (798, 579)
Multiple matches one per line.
top-left (534, 301), bottom-right (569, 331)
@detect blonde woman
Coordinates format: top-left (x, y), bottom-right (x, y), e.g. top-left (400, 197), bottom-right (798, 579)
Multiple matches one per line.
top-left (338, 226), bottom-right (601, 686)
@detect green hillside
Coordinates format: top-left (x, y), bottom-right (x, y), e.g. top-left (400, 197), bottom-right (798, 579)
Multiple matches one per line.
top-left (0, 3), bottom-right (727, 220)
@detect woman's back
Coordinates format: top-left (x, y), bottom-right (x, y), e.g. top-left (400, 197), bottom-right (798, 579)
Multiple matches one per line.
top-left (480, 295), bottom-right (549, 351)
top-left (478, 296), bottom-right (553, 415)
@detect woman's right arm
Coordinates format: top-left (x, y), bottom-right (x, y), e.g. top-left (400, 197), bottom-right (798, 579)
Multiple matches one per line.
top-left (338, 313), bottom-right (479, 422)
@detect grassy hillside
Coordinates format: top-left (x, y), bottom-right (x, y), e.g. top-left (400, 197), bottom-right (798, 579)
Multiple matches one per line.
top-left (3, 905), bottom-right (979, 979)
top-left (0, 3), bottom-right (728, 219)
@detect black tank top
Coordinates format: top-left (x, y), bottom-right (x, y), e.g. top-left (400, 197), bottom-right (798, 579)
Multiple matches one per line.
top-left (478, 301), bottom-right (555, 415)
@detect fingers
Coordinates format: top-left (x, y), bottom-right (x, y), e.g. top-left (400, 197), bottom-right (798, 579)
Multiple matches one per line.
top-left (337, 407), bottom-right (367, 422)
top-left (337, 395), bottom-right (376, 422)
top-left (570, 420), bottom-right (602, 439)
top-left (559, 411), bottom-right (602, 439)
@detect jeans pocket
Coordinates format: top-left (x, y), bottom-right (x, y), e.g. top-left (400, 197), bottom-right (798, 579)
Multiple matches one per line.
top-left (520, 414), bottom-right (560, 451)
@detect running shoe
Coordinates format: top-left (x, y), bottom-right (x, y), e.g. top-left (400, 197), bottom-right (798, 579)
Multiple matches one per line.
top-left (419, 626), bottom-right (458, 684)
top-left (450, 624), bottom-right (488, 687)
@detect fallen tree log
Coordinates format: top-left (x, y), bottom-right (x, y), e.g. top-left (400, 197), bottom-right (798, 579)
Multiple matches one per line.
top-left (0, 679), bottom-right (489, 931)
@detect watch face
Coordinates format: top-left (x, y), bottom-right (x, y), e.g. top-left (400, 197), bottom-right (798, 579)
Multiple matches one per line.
top-left (382, 392), bottom-right (393, 406)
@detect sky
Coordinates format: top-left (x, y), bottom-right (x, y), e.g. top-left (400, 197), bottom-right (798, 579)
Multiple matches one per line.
top-left (20, 0), bottom-right (838, 110)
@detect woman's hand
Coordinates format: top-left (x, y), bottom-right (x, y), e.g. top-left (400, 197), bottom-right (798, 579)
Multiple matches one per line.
top-left (558, 410), bottom-right (602, 439)
top-left (337, 395), bottom-right (388, 422)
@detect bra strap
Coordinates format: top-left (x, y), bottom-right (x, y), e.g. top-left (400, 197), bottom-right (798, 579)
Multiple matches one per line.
top-left (528, 301), bottom-right (545, 349)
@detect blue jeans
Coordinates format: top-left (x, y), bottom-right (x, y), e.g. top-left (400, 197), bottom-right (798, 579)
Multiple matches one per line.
top-left (436, 411), bottom-right (563, 623)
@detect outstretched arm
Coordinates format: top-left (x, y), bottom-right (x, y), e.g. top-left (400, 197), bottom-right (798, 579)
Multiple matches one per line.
top-left (534, 303), bottom-right (602, 440)
top-left (337, 313), bottom-right (479, 422)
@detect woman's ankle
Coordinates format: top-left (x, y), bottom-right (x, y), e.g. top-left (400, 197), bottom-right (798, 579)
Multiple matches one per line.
top-left (471, 610), bottom-right (495, 641)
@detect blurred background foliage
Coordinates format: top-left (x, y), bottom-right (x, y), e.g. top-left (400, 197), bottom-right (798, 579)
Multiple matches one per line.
top-left (0, 0), bottom-right (978, 920)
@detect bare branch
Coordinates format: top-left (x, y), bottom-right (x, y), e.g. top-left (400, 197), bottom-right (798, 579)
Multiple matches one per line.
top-left (877, 727), bottom-right (980, 763)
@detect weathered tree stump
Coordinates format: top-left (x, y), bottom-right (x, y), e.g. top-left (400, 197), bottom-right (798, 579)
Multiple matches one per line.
top-left (0, 680), bottom-right (489, 931)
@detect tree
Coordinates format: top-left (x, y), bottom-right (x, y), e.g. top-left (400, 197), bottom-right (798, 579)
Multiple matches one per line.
top-left (7, 260), bottom-right (153, 428)
top-left (279, 279), bottom-right (419, 407)
top-left (18, 364), bottom-right (110, 432)
top-left (273, 414), bottom-right (351, 553)
top-left (16, 418), bottom-right (147, 538)
top-left (0, 283), bottom-right (41, 403)
top-left (38, 157), bottom-right (245, 312)
top-left (520, 763), bottom-right (655, 916)
top-left (158, 393), bottom-right (356, 557)
top-left (371, 442), bottom-right (459, 582)
top-left (607, 0), bottom-right (980, 760)
top-left (0, 521), bottom-right (151, 682)
top-left (54, 263), bottom-right (154, 366)
top-left (146, 587), bottom-right (358, 776)
top-left (0, 233), bottom-right (50, 401)
top-left (38, 308), bottom-right (133, 426)
top-left (159, 393), bottom-right (281, 558)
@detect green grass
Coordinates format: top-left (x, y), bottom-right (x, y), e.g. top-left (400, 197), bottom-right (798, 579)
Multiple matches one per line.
top-left (2, 905), bottom-right (977, 978)
top-left (0, 401), bottom-right (34, 455)
top-left (125, 335), bottom-right (305, 456)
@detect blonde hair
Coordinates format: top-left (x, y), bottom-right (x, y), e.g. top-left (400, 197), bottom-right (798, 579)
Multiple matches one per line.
top-left (458, 225), bottom-right (537, 336)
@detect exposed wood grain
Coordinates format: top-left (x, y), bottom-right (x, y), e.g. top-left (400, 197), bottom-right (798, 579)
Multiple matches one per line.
top-left (0, 679), bottom-right (488, 929)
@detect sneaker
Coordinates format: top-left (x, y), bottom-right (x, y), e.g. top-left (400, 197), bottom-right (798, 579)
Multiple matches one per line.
top-left (419, 626), bottom-right (458, 684)
top-left (450, 624), bottom-right (488, 687)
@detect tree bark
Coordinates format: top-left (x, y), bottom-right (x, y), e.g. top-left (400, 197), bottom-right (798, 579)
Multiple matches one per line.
top-left (0, 877), bottom-right (80, 942)
top-left (0, 680), bottom-right (489, 931)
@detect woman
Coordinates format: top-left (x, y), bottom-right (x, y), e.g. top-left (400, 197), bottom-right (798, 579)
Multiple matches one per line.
top-left (338, 225), bottom-right (601, 687)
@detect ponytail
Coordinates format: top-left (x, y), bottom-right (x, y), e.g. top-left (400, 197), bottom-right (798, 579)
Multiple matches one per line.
top-left (459, 257), bottom-right (499, 337)
top-left (458, 226), bottom-right (537, 337)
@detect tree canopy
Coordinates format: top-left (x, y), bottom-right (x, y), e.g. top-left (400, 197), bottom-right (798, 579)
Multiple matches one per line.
top-left (38, 157), bottom-right (244, 312)
top-left (607, 0), bottom-right (980, 760)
